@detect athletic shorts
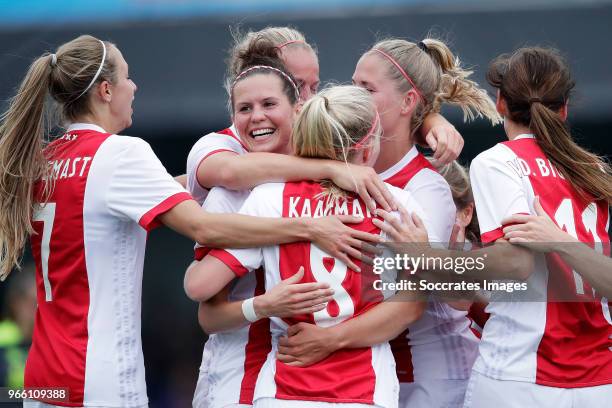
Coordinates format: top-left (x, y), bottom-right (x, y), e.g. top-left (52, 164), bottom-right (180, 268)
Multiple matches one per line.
top-left (463, 370), bottom-right (612, 408)
top-left (399, 379), bottom-right (469, 408)
top-left (254, 398), bottom-right (383, 408)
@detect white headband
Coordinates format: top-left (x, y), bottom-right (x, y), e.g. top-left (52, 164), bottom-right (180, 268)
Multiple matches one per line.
top-left (232, 65), bottom-right (300, 101)
top-left (75, 40), bottom-right (107, 100)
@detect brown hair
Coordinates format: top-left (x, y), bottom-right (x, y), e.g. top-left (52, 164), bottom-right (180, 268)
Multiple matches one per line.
top-left (367, 38), bottom-right (501, 135)
top-left (227, 26), bottom-right (315, 80)
top-left (293, 85), bottom-right (381, 200)
top-left (0, 35), bottom-right (117, 279)
top-left (487, 47), bottom-right (611, 203)
top-left (226, 36), bottom-right (299, 114)
top-left (430, 159), bottom-right (480, 242)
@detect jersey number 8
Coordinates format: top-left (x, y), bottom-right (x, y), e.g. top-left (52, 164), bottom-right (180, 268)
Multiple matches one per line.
top-left (309, 245), bottom-right (355, 327)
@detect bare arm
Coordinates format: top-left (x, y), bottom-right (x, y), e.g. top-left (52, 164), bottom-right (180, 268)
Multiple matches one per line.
top-left (197, 267), bottom-right (334, 334)
top-left (160, 200), bottom-right (381, 271)
top-left (184, 256), bottom-right (236, 302)
top-left (553, 243), bottom-right (612, 298)
top-left (417, 113), bottom-right (464, 166)
top-left (276, 290), bottom-right (425, 367)
top-left (503, 197), bottom-right (612, 297)
top-left (198, 151), bottom-right (395, 211)
top-left (198, 286), bottom-right (246, 334)
top-left (374, 208), bottom-right (535, 281)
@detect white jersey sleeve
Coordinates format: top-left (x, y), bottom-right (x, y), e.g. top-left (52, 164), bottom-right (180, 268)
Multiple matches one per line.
top-left (208, 183), bottom-right (284, 277)
top-left (193, 186), bottom-right (251, 260)
top-left (470, 144), bottom-right (531, 243)
top-left (386, 183), bottom-right (429, 231)
top-left (186, 127), bottom-right (247, 204)
top-left (103, 136), bottom-right (191, 231)
top-left (202, 186), bottom-right (250, 214)
top-left (405, 169), bottom-right (455, 243)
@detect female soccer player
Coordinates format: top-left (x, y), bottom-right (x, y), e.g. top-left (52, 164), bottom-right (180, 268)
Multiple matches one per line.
top-left (0, 35), bottom-right (384, 408)
top-left (464, 47), bottom-right (611, 408)
top-left (276, 37), bottom-right (500, 408)
top-left (186, 85), bottom-right (428, 408)
top-left (378, 47), bottom-right (611, 408)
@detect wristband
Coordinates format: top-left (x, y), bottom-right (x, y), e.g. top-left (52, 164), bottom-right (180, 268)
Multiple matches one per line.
top-left (241, 297), bottom-right (260, 323)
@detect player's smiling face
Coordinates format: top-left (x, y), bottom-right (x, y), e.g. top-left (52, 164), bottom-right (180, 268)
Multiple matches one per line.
top-left (232, 73), bottom-right (296, 154)
top-left (352, 53), bottom-right (406, 138)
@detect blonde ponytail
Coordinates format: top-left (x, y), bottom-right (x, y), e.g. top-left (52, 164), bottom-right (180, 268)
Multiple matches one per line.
top-left (293, 85), bottom-right (380, 201)
top-left (369, 38), bottom-right (500, 136)
top-left (0, 35), bottom-right (117, 279)
top-left (0, 54), bottom-right (54, 279)
top-left (422, 39), bottom-right (501, 125)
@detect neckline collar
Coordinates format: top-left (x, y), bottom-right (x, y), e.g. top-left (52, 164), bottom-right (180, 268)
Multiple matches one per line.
top-left (377, 145), bottom-right (419, 179)
top-left (67, 123), bottom-right (108, 133)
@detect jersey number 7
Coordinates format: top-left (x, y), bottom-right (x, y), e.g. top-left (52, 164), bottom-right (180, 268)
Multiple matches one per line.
top-left (33, 202), bottom-right (56, 302)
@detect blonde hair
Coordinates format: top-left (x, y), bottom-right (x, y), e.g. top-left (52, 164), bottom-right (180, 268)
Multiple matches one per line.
top-left (292, 85), bottom-right (380, 201)
top-left (0, 34), bottom-right (117, 279)
top-left (487, 47), bottom-right (611, 203)
top-left (429, 159), bottom-right (480, 242)
top-left (367, 38), bottom-right (501, 135)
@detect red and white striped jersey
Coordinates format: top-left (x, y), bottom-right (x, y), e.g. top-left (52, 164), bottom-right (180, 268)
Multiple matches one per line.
top-left (193, 187), bottom-right (271, 407)
top-left (26, 123), bottom-right (191, 407)
top-left (209, 180), bottom-right (426, 407)
top-left (379, 146), bottom-right (480, 382)
top-left (470, 134), bottom-right (612, 387)
top-left (186, 126), bottom-right (247, 205)
top-left (186, 125), bottom-right (269, 406)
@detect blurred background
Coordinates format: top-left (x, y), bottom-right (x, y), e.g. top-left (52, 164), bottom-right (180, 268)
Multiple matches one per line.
top-left (0, 0), bottom-right (610, 406)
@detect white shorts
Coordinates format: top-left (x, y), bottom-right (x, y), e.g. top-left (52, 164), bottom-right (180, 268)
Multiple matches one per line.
top-left (193, 344), bottom-right (213, 408)
top-left (463, 370), bottom-right (612, 408)
top-left (399, 379), bottom-right (469, 408)
top-left (23, 401), bottom-right (66, 408)
top-left (23, 400), bottom-right (148, 408)
top-left (253, 398), bottom-right (382, 408)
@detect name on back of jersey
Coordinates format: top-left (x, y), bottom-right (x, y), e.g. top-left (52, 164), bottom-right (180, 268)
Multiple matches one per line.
top-left (44, 156), bottom-right (93, 181)
top-left (506, 156), bottom-right (565, 179)
top-left (288, 196), bottom-right (373, 218)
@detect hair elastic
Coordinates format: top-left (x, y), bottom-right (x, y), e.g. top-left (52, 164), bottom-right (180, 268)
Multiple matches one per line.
top-left (50, 54), bottom-right (57, 67)
top-left (75, 40), bottom-right (107, 100)
top-left (276, 40), bottom-right (304, 50)
top-left (349, 111), bottom-right (380, 151)
top-left (372, 48), bottom-right (425, 101)
top-left (529, 96), bottom-right (542, 104)
top-left (417, 41), bottom-right (428, 52)
top-left (232, 65), bottom-right (300, 100)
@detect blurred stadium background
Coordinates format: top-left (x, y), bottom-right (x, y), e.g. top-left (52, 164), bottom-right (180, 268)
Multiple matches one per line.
top-left (0, 0), bottom-right (610, 406)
